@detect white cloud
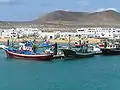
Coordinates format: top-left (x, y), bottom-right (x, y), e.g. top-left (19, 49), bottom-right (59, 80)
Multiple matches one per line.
top-left (57, 9), bottom-right (72, 11)
top-left (94, 8), bottom-right (118, 12)
top-left (0, 0), bottom-right (22, 5)
top-left (77, 0), bottom-right (89, 6)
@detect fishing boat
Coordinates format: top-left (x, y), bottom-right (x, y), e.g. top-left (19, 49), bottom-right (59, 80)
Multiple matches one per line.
top-left (100, 41), bottom-right (120, 55)
top-left (19, 41), bottom-right (33, 47)
top-left (88, 44), bottom-right (102, 54)
top-left (101, 48), bottom-right (120, 55)
top-left (61, 49), bottom-right (95, 58)
top-left (0, 45), bottom-right (8, 49)
top-left (39, 40), bottom-right (53, 47)
top-left (40, 43), bottom-right (52, 47)
top-left (3, 47), bottom-right (53, 61)
top-left (60, 39), bottom-right (95, 58)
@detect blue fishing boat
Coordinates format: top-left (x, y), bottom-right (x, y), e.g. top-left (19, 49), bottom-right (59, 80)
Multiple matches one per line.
top-left (39, 40), bottom-right (53, 47)
top-left (40, 43), bottom-right (52, 47)
top-left (3, 46), bottom-right (53, 61)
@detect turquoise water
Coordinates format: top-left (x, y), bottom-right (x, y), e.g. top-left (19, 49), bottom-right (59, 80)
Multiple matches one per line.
top-left (0, 50), bottom-right (120, 90)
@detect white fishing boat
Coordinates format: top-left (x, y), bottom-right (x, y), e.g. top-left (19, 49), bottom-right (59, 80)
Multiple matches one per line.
top-left (87, 44), bottom-right (102, 54)
top-left (0, 45), bottom-right (8, 49)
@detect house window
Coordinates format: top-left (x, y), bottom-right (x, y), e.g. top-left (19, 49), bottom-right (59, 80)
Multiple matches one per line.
top-left (101, 33), bottom-right (104, 36)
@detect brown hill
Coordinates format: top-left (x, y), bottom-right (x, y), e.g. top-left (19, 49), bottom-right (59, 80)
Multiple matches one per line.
top-left (84, 10), bottom-right (120, 24)
top-left (1, 10), bottom-right (120, 28)
top-left (33, 10), bottom-right (120, 25)
top-left (34, 10), bottom-right (89, 22)
top-left (33, 10), bottom-right (90, 23)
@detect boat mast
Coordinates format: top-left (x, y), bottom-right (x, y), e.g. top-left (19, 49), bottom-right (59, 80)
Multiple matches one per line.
top-left (68, 34), bottom-right (71, 49)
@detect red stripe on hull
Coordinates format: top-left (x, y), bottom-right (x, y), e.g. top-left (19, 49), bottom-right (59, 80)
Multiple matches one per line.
top-left (4, 50), bottom-right (53, 61)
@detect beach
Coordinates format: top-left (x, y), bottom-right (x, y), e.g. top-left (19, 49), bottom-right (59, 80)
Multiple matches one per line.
top-left (0, 37), bottom-right (101, 44)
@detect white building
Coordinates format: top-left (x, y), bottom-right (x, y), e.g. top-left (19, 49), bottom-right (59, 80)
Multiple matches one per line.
top-left (59, 32), bottom-right (77, 38)
top-left (77, 27), bottom-right (120, 39)
top-left (39, 32), bottom-right (60, 39)
top-left (0, 28), bottom-right (17, 38)
top-left (0, 27), bottom-right (40, 38)
top-left (16, 28), bottom-right (39, 37)
top-left (1, 26), bottom-right (120, 40)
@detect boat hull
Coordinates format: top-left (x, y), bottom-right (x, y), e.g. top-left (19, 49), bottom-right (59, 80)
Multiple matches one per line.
top-left (61, 49), bottom-right (95, 59)
top-left (101, 48), bottom-right (120, 55)
top-left (4, 49), bottom-right (53, 61)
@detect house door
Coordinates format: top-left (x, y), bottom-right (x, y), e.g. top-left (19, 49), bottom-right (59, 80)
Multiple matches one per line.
top-left (50, 36), bottom-right (53, 39)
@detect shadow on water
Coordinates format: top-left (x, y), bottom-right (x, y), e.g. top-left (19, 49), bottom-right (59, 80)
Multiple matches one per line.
top-left (98, 55), bottom-right (120, 60)
top-left (63, 57), bottom-right (94, 61)
top-left (100, 54), bottom-right (120, 57)
top-left (5, 57), bottom-right (15, 60)
top-left (4, 53), bottom-right (120, 64)
top-left (5, 57), bottom-right (54, 64)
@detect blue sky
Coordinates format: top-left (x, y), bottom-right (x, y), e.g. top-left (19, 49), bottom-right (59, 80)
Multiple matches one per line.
top-left (0, 0), bottom-right (119, 21)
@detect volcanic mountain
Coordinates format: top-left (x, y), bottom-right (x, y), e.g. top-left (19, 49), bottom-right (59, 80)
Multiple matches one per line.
top-left (33, 10), bottom-right (120, 25)
top-left (1, 10), bottom-right (120, 28)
